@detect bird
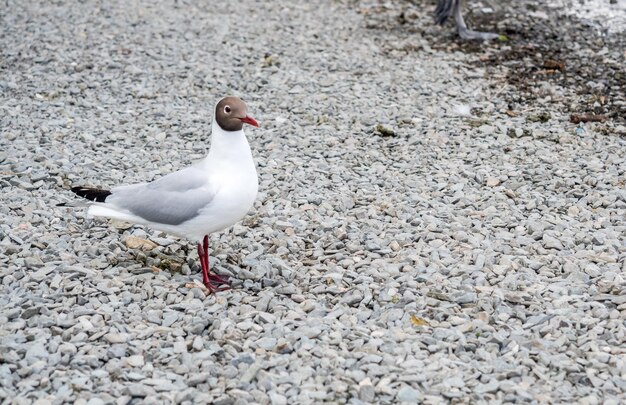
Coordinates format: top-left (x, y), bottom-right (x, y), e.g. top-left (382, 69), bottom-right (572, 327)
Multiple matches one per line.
top-left (435, 0), bottom-right (499, 40)
top-left (62, 96), bottom-right (259, 293)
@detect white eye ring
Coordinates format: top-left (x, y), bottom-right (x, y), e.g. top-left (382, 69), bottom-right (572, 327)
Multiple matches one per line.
top-left (224, 106), bottom-right (232, 114)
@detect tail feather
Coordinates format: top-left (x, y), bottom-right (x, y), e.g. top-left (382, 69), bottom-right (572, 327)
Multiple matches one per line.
top-left (435, 0), bottom-right (457, 25)
top-left (70, 186), bottom-right (112, 202)
top-left (56, 200), bottom-right (89, 207)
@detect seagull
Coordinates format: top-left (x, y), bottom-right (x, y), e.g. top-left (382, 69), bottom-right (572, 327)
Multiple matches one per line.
top-left (63, 96), bottom-right (259, 293)
top-left (435, 0), bottom-right (499, 40)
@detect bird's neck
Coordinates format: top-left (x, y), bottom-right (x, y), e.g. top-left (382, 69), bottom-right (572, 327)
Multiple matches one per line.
top-left (204, 121), bottom-right (253, 167)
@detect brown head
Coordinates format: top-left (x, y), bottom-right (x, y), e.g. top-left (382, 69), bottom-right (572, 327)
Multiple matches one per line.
top-left (215, 96), bottom-right (259, 132)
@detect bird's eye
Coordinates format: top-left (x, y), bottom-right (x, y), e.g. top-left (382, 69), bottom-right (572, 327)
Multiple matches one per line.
top-left (224, 106), bottom-right (232, 114)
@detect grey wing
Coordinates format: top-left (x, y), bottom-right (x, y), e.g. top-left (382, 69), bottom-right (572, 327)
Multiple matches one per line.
top-left (107, 165), bottom-right (216, 225)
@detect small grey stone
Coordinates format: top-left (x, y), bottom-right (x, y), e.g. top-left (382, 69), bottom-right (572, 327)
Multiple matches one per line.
top-left (256, 337), bottom-right (277, 351)
top-left (173, 341), bottom-right (187, 353)
top-left (24, 256), bottom-right (44, 268)
top-left (145, 310), bottom-right (162, 324)
top-left (162, 312), bottom-right (179, 328)
top-left (5, 308), bottom-right (20, 320)
top-left (125, 384), bottom-right (151, 397)
top-left (187, 373), bottom-right (210, 386)
top-left (26, 342), bottom-right (47, 360)
top-left (257, 312), bottom-right (276, 324)
top-left (592, 232), bottom-right (606, 245)
top-left (125, 355), bottom-right (144, 368)
top-left (476, 381), bottom-right (498, 394)
top-left (220, 366), bottom-right (239, 379)
top-left (241, 364), bottom-right (261, 383)
top-left (299, 326), bottom-right (322, 339)
top-left (191, 336), bottom-right (204, 351)
top-left (213, 397), bottom-right (234, 405)
top-left (343, 290), bottom-right (364, 306)
top-left (21, 307), bottom-right (40, 319)
top-left (107, 345), bottom-right (127, 358)
top-left (451, 292), bottom-right (477, 304)
top-left (58, 343), bottom-right (77, 355)
top-left (274, 220), bottom-right (292, 230)
top-left (358, 378), bottom-right (375, 402)
top-left (397, 386), bottom-right (420, 402)
top-left (268, 392), bottom-right (287, 405)
top-left (231, 353), bottom-right (255, 366)
top-left (104, 333), bottom-right (129, 344)
top-left (275, 284), bottom-right (298, 295)
top-left (30, 267), bottom-right (53, 282)
top-left (543, 234), bottom-right (564, 250)
top-left (184, 320), bottom-right (209, 335)
top-left (126, 372), bottom-right (146, 381)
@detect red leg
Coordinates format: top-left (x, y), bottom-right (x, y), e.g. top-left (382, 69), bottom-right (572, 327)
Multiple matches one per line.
top-left (203, 235), bottom-right (209, 271)
top-left (198, 235), bottom-right (230, 293)
top-left (197, 242), bottom-right (210, 287)
top-left (209, 273), bottom-right (231, 285)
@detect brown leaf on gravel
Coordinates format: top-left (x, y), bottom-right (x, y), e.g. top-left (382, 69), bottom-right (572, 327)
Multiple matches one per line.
top-left (570, 114), bottom-right (608, 124)
top-left (543, 59), bottom-right (565, 71)
top-left (374, 124), bottom-right (396, 137)
top-left (410, 315), bottom-right (430, 327)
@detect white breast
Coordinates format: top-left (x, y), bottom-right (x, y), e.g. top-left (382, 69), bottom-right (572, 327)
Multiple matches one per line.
top-left (180, 123), bottom-right (259, 241)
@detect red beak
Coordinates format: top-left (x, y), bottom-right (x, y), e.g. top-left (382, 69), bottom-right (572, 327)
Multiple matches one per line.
top-left (239, 115), bottom-right (259, 128)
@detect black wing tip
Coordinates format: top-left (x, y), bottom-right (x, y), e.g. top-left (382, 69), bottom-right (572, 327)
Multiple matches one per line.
top-left (71, 186), bottom-right (112, 202)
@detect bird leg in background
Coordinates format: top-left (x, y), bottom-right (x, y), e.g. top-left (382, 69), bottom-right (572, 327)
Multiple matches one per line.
top-left (454, 0), bottom-right (499, 40)
top-left (197, 235), bottom-right (230, 292)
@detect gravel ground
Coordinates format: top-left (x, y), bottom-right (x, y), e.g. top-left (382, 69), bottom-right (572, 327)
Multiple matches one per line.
top-left (1, 0), bottom-right (625, 404)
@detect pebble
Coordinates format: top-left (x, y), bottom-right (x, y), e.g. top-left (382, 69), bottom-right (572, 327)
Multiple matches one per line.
top-left (543, 234), bottom-right (564, 250)
top-left (107, 345), bottom-right (127, 358)
top-left (359, 378), bottom-right (376, 402)
top-left (26, 342), bottom-right (48, 360)
top-left (124, 236), bottom-right (158, 251)
top-left (255, 337), bottom-right (277, 351)
top-left (397, 386), bottom-right (420, 402)
top-left (162, 312), bottom-right (179, 327)
top-left (191, 336), bottom-right (204, 351)
top-left (268, 393), bottom-right (287, 405)
top-left (125, 355), bottom-right (145, 368)
top-left (104, 333), bottom-right (129, 344)
top-left (125, 384), bottom-right (151, 397)
top-left (231, 353), bottom-right (255, 366)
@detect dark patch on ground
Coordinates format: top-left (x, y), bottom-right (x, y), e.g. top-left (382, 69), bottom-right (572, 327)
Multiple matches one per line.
top-left (441, 1), bottom-right (625, 124)
top-left (361, 0), bottom-right (626, 124)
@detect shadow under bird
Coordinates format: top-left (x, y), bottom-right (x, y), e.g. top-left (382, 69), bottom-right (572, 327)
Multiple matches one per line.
top-left (435, 0), bottom-right (499, 40)
top-left (61, 96), bottom-right (259, 293)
